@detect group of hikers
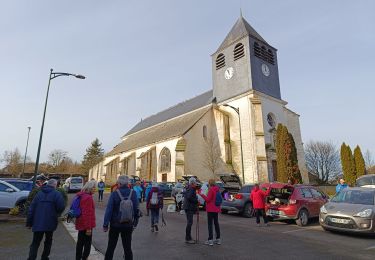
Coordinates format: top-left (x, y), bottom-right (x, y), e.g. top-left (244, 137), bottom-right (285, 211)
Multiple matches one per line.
top-left (25, 175), bottom-right (273, 260)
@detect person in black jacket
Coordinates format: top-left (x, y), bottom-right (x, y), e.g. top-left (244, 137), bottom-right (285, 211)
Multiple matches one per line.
top-left (26, 179), bottom-right (65, 260)
top-left (183, 177), bottom-right (198, 244)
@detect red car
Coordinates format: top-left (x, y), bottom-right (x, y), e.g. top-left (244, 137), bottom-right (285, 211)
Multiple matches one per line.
top-left (265, 183), bottom-right (329, 226)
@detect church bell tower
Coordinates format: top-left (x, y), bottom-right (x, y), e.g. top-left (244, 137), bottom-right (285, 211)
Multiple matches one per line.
top-left (212, 15), bottom-right (281, 103)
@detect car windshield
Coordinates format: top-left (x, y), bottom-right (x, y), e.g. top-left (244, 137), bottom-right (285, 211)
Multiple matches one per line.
top-left (71, 178), bottom-right (82, 183)
top-left (331, 189), bottom-right (375, 205)
top-left (356, 175), bottom-right (375, 187)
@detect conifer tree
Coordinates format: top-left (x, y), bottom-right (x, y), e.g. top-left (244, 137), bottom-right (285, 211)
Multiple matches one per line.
top-left (354, 145), bottom-right (365, 178)
top-left (276, 124), bottom-right (288, 182)
top-left (340, 143), bottom-right (356, 186)
top-left (81, 138), bottom-right (104, 175)
top-left (287, 133), bottom-right (302, 183)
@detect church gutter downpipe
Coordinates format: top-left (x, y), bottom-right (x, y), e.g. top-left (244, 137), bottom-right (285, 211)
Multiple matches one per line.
top-left (223, 104), bottom-right (245, 184)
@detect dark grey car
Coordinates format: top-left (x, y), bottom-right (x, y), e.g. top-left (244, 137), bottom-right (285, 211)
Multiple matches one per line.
top-left (221, 185), bottom-right (254, 217)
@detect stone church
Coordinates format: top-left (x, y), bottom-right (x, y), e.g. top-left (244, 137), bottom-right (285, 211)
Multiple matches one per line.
top-left (89, 15), bottom-right (309, 185)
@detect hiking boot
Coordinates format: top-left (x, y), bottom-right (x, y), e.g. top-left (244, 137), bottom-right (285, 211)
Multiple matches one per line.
top-left (204, 240), bottom-right (214, 246)
top-left (185, 240), bottom-right (195, 244)
top-left (151, 226), bottom-right (154, 232)
top-left (154, 225), bottom-right (159, 232)
top-left (257, 223), bottom-right (261, 227)
top-left (214, 238), bottom-right (221, 245)
top-left (265, 223), bottom-right (270, 227)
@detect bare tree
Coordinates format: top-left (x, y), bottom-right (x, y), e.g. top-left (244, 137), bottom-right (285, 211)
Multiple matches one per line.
top-left (201, 136), bottom-right (223, 177)
top-left (1, 148), bottom-right (23, 177)
top-left (48, 149), bottom-right (68, 168)
top-left (364, 150), bottom-right (374, 171)
top-left (305, 140), bottom-right (341, 184)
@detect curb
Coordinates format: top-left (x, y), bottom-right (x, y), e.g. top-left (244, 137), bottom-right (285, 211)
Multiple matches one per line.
top-left (62, 221), bottom-right (105, 260)
top-left (0, 215), bottom-right (26, 223)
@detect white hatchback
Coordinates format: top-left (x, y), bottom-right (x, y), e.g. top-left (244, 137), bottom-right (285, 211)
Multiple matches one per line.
top-left (0, 180), bottom-right (30, 211)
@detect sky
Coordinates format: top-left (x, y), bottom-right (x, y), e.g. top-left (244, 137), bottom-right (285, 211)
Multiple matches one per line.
top-left (1, 0), bottom-right (374, 165)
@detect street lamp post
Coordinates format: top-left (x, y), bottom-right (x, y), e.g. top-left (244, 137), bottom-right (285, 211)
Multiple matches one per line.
top-left (33, 69), bottom-right (85, 186)
top-left (22, 126), bottom-right (31, 176)
top-left (223, 104), bottom-right (245, 184)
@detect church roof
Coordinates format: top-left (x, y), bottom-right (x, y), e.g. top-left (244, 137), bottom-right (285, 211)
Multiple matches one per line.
top-left (124, 90), bottom-right (214, 137)
top-left (216, 16), bottom-right (267, 52)
top-left (107, 107), bottom-right (211, 156)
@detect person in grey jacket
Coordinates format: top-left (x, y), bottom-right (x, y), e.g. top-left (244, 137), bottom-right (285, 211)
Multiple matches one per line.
top-left (183, 177), bottom-right (198, 244)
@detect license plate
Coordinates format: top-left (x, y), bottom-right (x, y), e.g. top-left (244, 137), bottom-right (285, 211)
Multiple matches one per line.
top-left (330, 218), bottom-right (350, 224)
top-left (268, 209), bottom-right (280, 215)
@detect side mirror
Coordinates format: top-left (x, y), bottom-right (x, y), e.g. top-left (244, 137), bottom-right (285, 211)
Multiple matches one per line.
top-left (5, 188), bottom-right (14, 193)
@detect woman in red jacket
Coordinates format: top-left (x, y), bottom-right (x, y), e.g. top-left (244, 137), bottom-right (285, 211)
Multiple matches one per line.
top-left (75, 180), bottom-right (96, 260)
top-left (250, 183), bottom-right (269, 227)
top-left (199, 179), bottom-right (221, 246)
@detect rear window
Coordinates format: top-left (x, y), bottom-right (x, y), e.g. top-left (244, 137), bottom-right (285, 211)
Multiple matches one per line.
top-left (331, 189), bottom-right (375, 205)
top-left (356, 175), bottom-right (375, 187)
top-left (71, 178), bottom-right (82, 183)
top-left (239, 186), bottom-right (252, 193)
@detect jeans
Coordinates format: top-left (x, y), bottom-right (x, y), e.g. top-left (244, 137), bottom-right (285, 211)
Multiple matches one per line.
top-left (150, 208), bottom-right (160, 226)
top-left (98, 190), bottom-right (104, 201)
top-left (104, 226), bottom-right (133, 260)
top-left (76, 230), bottom-right (92, 260)
top-left (185, 211), bottom-right (194, 241)
top-left (255, 208), bottom-right (268, 224)
top-left (207, 212), bottom-right (220, 240)
top-left (27, 231), bottom-right (53, 260)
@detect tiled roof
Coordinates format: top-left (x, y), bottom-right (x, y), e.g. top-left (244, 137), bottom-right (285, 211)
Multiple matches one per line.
top-left (216, 16), bottom-right (267, 52)
top-left (124, 90), bottom-right (213, 136)
top-left (106, 107), bottom-right (211, 157)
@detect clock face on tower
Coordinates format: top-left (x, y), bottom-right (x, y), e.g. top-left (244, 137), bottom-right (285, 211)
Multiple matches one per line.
top-left (261, 63), bottom-right (270, 77)
top-left (224, 67), bottom-right (234, 80)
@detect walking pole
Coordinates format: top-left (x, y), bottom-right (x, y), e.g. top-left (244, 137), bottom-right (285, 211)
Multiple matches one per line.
top-left (196, 203), bottom-right (200, 243)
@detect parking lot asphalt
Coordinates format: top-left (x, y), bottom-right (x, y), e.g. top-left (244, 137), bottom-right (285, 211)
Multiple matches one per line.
top-left (67, 193), bottom-right (375, 260)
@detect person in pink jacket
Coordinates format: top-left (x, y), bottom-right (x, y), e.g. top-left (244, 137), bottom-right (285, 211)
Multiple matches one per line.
top-left (199, 179), bottom-right (221, 246)
top-left (75, 180), bottom-right (96, 260)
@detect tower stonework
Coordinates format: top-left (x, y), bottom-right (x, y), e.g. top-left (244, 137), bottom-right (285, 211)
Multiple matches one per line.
top-left (212, 16), bottom-right (281, 103)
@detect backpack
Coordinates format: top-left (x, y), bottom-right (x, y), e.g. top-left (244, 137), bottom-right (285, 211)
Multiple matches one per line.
top-left (150, 191), bottom-right (159, 206)
top-left (116, 189), bottom-right (134, 224)
top-left (66, 195), bottom-right (81, 223)
top-left (215, 191), bottom-right (223, 206)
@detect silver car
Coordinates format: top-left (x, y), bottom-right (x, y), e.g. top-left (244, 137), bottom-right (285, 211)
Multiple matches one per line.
top-left (320, 187), bottom-right (375, 234)
top-left (0, 180), bottom-right (30, 211)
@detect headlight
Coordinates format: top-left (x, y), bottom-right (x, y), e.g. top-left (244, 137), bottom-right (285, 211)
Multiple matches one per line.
top-left (353, 209), bottom-right (373, 218)
top-left (320, 205), bottom-right (328, 214)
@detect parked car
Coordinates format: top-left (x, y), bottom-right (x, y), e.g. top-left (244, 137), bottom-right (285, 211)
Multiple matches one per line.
top-left (221, 184), bottom-right (255, 217)
top-left (0, 179), bottom-right (34, 191)
top-left (63, 177), bottom-right (84, 193)
top-left (0, 180), bottom-right (30, 211)
top-left (356, 174), bottom-right (375, 188)
top-left (265, 183), bottom-right (329, 226)
top-left (320, 187), bottom-right (375, 234)
top-left (217, 173), bottom-right (242, 198)
top-left (158, 182), bottom-right (174, 197)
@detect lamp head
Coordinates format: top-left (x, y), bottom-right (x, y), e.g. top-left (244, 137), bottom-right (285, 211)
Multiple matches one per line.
top-left (74, 74), bottom-right (86, 79)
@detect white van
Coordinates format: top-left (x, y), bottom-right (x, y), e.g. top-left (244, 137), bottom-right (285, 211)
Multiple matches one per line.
top-left (63, 177), bottom-right (84, 193)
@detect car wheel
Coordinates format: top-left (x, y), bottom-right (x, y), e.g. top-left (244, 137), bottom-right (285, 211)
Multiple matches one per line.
top-left (242, 203), bottom-right (253, 218)
top-left (16, 200), bottom-right (27, 214)
top-left (296, 209), bottom-right (309, 227)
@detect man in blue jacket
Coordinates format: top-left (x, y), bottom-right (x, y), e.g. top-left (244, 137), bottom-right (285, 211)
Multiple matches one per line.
top-left (26, 179), bottom-right (65, 260)
top-left (103, 175), bottom-right (139, 260)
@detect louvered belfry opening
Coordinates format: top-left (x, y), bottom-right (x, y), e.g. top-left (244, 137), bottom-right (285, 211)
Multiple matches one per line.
top-left (216, 53), bottom-right (225, 70)
top-left (253, 42), bottom-right (275, 65)
top-left (234, 43), bottom-right (245, 61)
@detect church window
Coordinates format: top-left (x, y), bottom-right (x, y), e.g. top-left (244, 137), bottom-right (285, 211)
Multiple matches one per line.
top-left (267, 113), bottom-right (276, 128)
top-left (253, 42), bottom-right (275, 65)
top-left (223, 115), bottom-right (232, 163)
top-left (203, 125), bottom-right (208, 141)
top-left (159, 147), bottom-right (171, 173)
top-left (216, 53), bottom-right (225, 70)
top-left (234, 43), bottom-right (245, 61)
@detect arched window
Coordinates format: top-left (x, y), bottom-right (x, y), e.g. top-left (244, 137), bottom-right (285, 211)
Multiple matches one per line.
top-left (216, 53), bottom-right (225, 70)
top-left (203, 125), bottom-right (208, 141)
top-left (254, 42), bottom-right (275, 65)
top-left (234, 43), bottom-right (245, 61)
top-left (254, 42), bottom-right (261, 58)
top-left (159, 147), bottom-right (171, 173)
top-left (267, 49), bottom-right (275, 65)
